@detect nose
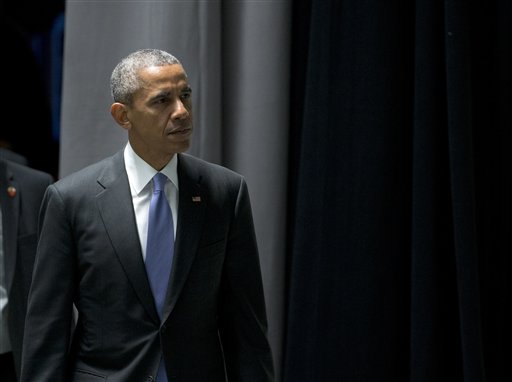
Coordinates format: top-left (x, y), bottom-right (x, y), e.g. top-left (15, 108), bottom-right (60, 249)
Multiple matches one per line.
top-left (172, 99), bottom-right (189, 120)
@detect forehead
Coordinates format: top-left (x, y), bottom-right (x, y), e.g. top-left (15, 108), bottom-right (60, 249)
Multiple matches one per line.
top-left (138, 64), bottom-right (188, 88)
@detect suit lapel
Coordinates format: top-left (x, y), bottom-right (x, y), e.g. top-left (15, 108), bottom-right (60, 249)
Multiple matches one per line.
top-left (162, 154), bottom-right (206, 322)
top-left (95, 152), bottom-right (159, 324)
top-left (0, 161), bottom-right (19, 293)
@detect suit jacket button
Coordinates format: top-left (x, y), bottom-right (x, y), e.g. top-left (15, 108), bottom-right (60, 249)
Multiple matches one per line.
top-left (145, 376), bottom-right (154, 382)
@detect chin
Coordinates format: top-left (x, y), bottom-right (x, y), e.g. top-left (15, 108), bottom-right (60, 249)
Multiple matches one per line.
top-left (173, 141), bottom-right (191, 154)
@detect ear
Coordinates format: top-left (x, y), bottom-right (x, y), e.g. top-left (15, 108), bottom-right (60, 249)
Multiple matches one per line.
top-left (111, 102), bottom-right (131, 130)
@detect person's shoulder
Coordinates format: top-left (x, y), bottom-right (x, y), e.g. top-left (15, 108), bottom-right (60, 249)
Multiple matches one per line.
top-left (2, 158), bottom-right (53, 183)
top-left (0, 148), bottom-right (29, 166)
top-left (179, 153), bottom-right (242, 179)
top-left (53, 151), bottom-right (122, 189)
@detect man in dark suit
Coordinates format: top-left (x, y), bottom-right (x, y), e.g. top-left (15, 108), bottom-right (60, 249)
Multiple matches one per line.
top-left (21, 49), bottom-right (274, 381)
top-left (0, 158), bottom-right (53, 381)
top-left (0, 148), bottom-right (28, 167)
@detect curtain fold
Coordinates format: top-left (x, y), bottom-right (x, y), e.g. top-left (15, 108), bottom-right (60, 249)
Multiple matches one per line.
top-left (284, 0), bottom-right (510, 381)
top-left (444, 2), bottom-right (486, 380)
top-left (221, 3), bottom-right (290, 379)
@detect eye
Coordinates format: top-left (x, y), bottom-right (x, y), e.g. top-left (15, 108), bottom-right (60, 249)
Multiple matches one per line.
top-left (154, 96), bottom-right (170, 105)
top-left (180, 88), bottom-right (192, 101)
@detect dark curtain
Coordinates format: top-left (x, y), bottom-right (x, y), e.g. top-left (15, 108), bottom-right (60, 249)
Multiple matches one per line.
top-left (0, 0), bottom-right (63, 177)
top-left (284, 0), bottom-right (511, 381)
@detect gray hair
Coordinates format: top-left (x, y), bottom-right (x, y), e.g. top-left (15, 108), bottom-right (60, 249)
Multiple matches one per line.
top-left (110, 49), bottom-right (182, 104)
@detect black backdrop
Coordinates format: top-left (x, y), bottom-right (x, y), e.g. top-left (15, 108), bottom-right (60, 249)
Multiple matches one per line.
top-left (0, 0), bottom-right (63, 177)
top-left (284, 0), bottom-right (511, 381)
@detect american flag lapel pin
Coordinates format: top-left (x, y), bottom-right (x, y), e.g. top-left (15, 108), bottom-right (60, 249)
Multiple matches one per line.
top-left (7, 186), bottom-right (17, 198)
top-left (192, 196), bottom-right (201, 202)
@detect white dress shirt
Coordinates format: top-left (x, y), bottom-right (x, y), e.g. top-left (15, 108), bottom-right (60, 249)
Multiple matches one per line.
top-left (123, 143), bottom-right (178, 261)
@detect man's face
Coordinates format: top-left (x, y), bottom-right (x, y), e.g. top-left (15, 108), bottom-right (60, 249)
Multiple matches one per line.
top-left (126, 64), bottom-right (193, 162)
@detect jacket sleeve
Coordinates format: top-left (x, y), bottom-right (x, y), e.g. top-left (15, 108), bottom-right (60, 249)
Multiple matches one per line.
top-left (20, 184), bottom-right (76, 381)
top-left (217, 177), bottom-right (275, 381)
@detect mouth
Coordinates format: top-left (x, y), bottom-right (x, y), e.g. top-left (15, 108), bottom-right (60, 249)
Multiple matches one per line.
top-left (167, 127), bottom-right (192, 136)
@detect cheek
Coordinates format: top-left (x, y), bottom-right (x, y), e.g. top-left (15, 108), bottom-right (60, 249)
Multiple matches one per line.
top-left (138, 113), bottom-right (163, 130)
top-left (131, 107), bottom-right (172, 133)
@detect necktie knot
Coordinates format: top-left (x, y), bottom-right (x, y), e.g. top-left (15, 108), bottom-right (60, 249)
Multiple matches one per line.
top-left (153, 172), bottom-right (168, 192)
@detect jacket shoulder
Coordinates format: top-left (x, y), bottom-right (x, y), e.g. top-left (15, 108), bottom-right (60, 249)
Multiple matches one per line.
top-left (3, 159), bottom-right (54, 185)
top-left (179, 153), bottom-right (243, 181)
top-left (53, 151), bottom-right (122, 192)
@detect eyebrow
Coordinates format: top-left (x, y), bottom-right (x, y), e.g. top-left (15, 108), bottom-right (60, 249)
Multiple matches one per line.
top-left (149, 91), bottom-right (171, 102)
top-left (148, 85), bottom-right (191, 103)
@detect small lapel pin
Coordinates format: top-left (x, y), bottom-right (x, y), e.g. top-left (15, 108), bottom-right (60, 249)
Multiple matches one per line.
top-left (7, 186), bottom-right (17, 198)
top-left (192, 196), bottom-right (201, 202)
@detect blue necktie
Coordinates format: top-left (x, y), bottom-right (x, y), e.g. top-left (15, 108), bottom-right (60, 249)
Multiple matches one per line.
top-left (145, 173), bottom-right (174, 382)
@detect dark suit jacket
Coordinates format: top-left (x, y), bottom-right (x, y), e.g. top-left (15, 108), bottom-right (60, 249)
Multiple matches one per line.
top-left (0, 159), bottom-right (53, 378)
top-left (21, 151), bottom-right (274, 382)
top-left (0, 148), bottom-right (29, 166)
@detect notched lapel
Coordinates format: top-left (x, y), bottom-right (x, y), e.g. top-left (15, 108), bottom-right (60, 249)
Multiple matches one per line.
top-left (95, 160), bottom-right (159, 324)
top-left (162, 156), bottom-right (206, 322)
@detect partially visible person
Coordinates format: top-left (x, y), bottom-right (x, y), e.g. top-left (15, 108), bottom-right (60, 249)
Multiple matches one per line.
top-left (0, 148), bottom-right (28, 167)
top-left (0, 158), bottom-right (53, 381)
top-left (21, 48), bottom-right (274, 381)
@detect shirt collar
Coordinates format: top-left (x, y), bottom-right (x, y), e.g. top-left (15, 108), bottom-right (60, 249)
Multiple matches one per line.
top-left (124, 142), bottom-right (179, 195)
